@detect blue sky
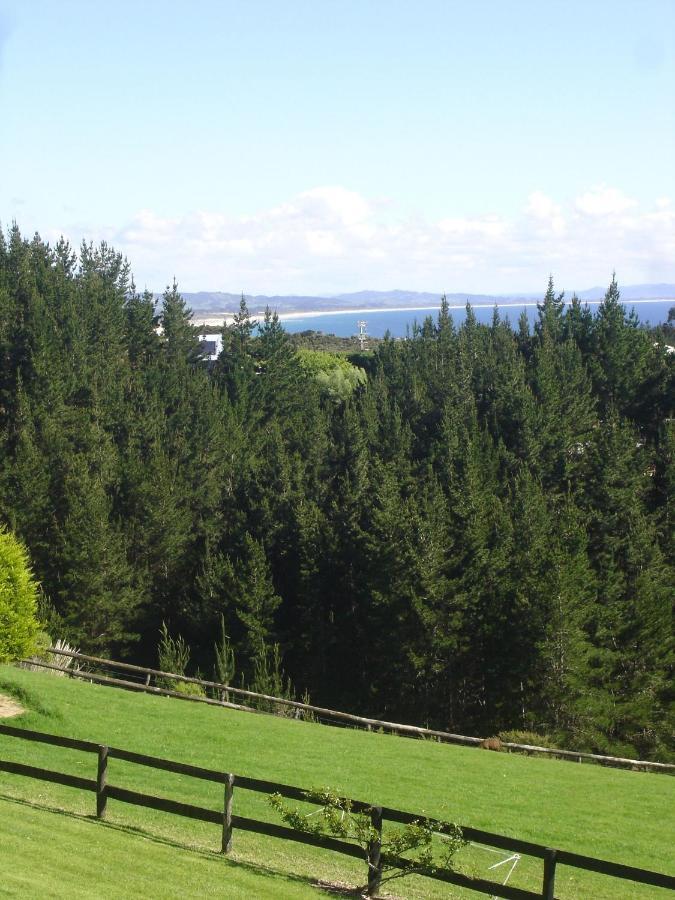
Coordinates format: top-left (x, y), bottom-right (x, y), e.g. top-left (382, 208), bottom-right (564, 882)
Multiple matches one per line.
top-left (1, 0), bottom-right (674, 294)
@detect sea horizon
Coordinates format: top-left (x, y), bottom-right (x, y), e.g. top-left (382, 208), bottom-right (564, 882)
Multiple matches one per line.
top-left (194, 298), bottom-right (674, 339)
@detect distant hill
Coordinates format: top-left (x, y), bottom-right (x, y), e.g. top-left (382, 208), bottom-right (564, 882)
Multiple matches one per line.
top-left (574, 283), bottom-right (675, 301)
top-left (177, 284), bottom-right (675, 316)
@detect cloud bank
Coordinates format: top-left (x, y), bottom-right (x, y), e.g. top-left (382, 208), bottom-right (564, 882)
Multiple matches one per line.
top-left (59, 185), bottom-right (675, 294)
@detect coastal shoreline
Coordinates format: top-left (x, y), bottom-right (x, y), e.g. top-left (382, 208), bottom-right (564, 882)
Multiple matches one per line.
top-left (192, 297), bottom-right (672, 329)
top-left (195, 301), bottom-right (529, 327)
top-left (195, 305), bottom-right (445, 327)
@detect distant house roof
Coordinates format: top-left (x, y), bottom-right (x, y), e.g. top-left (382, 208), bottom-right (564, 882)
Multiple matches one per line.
top-left (199, 333), bottom-right (223, 361)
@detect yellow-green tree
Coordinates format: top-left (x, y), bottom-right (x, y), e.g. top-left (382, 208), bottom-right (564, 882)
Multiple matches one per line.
top-left (0, 527), bottom-right (39, 663)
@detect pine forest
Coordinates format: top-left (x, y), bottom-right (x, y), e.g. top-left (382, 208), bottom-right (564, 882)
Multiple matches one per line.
top-left (0, 225), bottom-right (673, 762)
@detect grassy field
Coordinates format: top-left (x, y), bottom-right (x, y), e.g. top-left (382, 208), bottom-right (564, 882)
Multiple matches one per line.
top-left (0, 794), bottom-right (316, 898)
top-left (0, 665), bottom-right (673, 899)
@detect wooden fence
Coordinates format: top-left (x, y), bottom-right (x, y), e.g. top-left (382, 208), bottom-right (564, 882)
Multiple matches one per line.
top-left (24, 647), bottom-right (675, 776)
top-left (0, 724), bottom-right (673, 899)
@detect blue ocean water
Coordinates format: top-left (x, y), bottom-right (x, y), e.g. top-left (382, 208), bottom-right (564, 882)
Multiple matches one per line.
top-left (278, 299), bottom-right (674, 339)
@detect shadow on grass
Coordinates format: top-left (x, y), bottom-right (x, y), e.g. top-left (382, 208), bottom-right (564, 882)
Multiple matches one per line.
top-left (0, 677), bottom-right (61, 720)
top-left (0, 791), bottom-right (366, 896)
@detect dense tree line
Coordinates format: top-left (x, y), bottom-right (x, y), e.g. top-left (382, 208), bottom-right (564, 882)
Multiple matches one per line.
top-left (0, 225), bottom-right (672, 760)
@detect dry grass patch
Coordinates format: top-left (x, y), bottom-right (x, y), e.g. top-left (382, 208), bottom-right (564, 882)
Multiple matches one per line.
top-left (0, 692), bottom-right (24, 718)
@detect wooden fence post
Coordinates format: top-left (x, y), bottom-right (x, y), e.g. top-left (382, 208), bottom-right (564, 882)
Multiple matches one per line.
top-left (96, 745), bottom-right (108, 819)
top-left (222, 774), bottom-right (235, 853)
top-left (542, 848), bottom-right (557, 900)
top-left (367, 806), bottom-right (383, 896)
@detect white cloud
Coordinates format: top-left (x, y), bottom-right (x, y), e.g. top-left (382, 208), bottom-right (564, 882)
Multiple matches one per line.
top-left (63, 185), bottom-right (675, 294)
top-left (525, 191), bottom-right (566, 236)
top-left (261, 186), bottom-right (371, 230)
top-left (575, 185), bottom-right (637, 218)
top-left (526, 191), bottom-right (558, 219)
top-left (438, 215), bottom-right (508, 238)
top-left (302, 186), bottom-right (371, 226)
top-left (305, 230), bottom-right (343, 257)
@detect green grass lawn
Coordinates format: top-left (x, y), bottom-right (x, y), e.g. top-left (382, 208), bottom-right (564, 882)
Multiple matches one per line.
top-left (0, 665), bottom-right (673, 899)
top-left (0, 794), bottom-right (317, 899)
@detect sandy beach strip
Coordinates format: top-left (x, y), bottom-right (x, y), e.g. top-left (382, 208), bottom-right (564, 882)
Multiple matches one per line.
top-left (194, 305), bottom-right (442, 328)
top-left (194, 302), bottom-right (523, 328)
top-left (192, 297), bottom-right (669, 330)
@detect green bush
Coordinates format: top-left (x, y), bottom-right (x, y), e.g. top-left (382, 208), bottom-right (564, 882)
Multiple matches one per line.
top-left (171, 679), bottom-right (206, 698)
top-left (0, 527), bottom-right (39, 663)
top-left (156, 621), bottom-right (190, 686)
top-left (155, 622), bottom-right (205, 695)
top-left (296, 348), bottom-right (367, 402)
top-left (499, 730), bottom-right (559, 756)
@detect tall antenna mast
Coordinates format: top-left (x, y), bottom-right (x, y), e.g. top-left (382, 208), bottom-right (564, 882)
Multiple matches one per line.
top-left (356, 320), bottom-right (368, 351)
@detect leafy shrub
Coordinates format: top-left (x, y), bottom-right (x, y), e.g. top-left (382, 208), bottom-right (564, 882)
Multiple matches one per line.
top-left (269, 788), bottom-right (465, 895)
top-left (154, 624), bottom-right (206, 696)
top-left (0, 527), bottom-right (39, 663)
top-left (250, 642), bottom-right (296, 715)
top-left (296, 348), bottom-right (367, 403)
top-left (499, 730), bottom-right (559, 755)
top-left (213, 614), bottom-right (236, 695)
top-left (300, 688), bottom-right (316, 723)
top-left (171, 679), bottom-right (206, 698)
top-left (157, 622), bottom-right (191, 690)
top-left (34, 630), bottom-right (52, 656)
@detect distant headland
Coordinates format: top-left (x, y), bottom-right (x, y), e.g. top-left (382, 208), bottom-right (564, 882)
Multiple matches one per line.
top-left (172, 284), bottom-right (675, 325)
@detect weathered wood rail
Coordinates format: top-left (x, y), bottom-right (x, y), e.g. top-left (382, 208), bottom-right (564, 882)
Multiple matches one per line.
top-left (1, 724), bottom-right (673, 899)
top-left (25, 648), bottom-right (675, 775)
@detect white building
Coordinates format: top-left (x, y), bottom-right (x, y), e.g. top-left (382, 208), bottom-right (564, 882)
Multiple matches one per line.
top-left (199, 332), bottom-right (223, 361)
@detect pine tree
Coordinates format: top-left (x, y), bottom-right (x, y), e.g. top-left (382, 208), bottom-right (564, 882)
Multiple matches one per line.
top-left (217, 294), bottom-right (257, 405)
top-left (589, 275), bottom-right (652, 420)
top-left (125, 285), bottom-right (160, 369)
top-left (535, 275), bottom-right (565, 342)
top-left (530, 332), bottom-right (597, 494)
top-left (56, 450), bottom-right (140, 655)
top-left (532, 501), bottom-right (595, 740)
top-left (159, 279), bottom-right (203, 365)
top-left (223, 534), bottom-right (281, 669)
top-left (581, 413), bottom-right (673, 756)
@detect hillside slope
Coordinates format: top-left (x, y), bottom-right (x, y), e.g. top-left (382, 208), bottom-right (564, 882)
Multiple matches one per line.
top-left (0, 667), bottom-right (673, 899)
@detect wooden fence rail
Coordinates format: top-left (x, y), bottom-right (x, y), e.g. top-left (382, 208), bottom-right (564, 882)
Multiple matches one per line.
top-left (26, 648), bottom-right (675, 775)
top-left (1, 724), bottom-right (673, 899)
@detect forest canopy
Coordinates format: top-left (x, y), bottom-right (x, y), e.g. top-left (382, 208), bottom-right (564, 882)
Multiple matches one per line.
top-left (0, 225), bottom-right (672, 761)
